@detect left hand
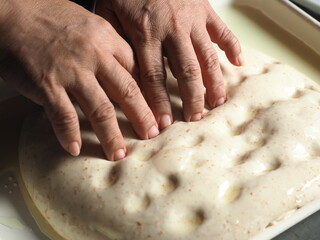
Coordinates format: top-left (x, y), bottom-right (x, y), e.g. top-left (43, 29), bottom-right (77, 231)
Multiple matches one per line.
top-left (95, 0), bottom-right (243, 129)
top-left (0, 0), bottom-right (159, 160)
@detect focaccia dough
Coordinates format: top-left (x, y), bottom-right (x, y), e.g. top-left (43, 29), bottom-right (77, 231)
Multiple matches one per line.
top-left (19, 48), bottom-right (320, 240)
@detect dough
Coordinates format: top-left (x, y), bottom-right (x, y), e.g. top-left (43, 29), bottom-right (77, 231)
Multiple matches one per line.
top-left (19, 48), bottom-right (320, 240)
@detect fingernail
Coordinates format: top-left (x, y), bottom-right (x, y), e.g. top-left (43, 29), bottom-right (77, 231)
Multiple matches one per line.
top-left (159, 114), bottom-right (172, 129)
top-left (148, 125), bottom-right (160, 139)
top-left (113, 149), bottom-right (126, 161)
top-left (236, 53), bottom-right (245, 66)
top-left (215, 97), bottom-right (225, 107)
top-left (190, 113), bottom-right (202, 122)
top-left (68, 141), bottom-right (80, 156)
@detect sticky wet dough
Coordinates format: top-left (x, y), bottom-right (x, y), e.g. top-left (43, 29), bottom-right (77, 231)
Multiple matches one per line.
top-left (19, 48), bottom-right (320, 240)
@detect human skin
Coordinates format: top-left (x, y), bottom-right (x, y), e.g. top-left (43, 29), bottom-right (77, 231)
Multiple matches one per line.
top-left (0, 0), bottom-right (159, 160)
top-left (95, 0), bottom-right (243, 129)
top-left (0, 0), bottom-right (242, 161)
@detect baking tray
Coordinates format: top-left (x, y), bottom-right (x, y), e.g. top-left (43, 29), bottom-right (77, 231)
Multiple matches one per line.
top-left (235, 0), bottom-right (320, 56)
top-left (1, 0), bottom-right (320, 239)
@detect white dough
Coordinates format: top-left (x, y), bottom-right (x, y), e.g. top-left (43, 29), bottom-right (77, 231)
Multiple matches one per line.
top-left (19, 48), bottom-right (320, 240)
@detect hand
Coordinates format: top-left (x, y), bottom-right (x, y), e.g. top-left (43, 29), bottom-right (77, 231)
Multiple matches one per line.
top-left (0, 0), bottom-right (159, 160)
top-left (96, 0), bottom-right (243, 128)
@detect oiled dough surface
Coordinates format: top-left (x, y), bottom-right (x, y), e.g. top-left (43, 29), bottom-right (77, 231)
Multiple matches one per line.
top-left (20, 48), bottom-right (320, 240)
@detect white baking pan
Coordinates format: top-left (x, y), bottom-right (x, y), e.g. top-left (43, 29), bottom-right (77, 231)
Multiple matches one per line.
top-left (235, 0), bottom-right (320, 55)
top-left (0, 0), bottom-right (320, 239)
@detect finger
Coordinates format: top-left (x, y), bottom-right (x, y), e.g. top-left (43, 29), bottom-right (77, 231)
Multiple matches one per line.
top-left (164, 35), bottom-right (205, 122)
top-left (71, 73), bottom-right (126, 161)
top-left (206, 9), bottom-right (244, 66)
top-left (134, 39), bottom-right (172, 130)
top-left (43, 87), bottom-right (81, 157)
top-left (109, 32), bottom-right (138, 78)
top-left (97, 58), bottom-right (160, 139)
top-left (191, 29), bottom-right (226, 108)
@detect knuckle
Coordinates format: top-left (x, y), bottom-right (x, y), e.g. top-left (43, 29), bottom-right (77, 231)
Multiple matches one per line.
top-left (213, 79), bottom-right (225, 91)
top-left (89, 101), bottom-right (115, 123)
top-left (202, 51), bottom-right (220, 73)
top-left (95, 16), bottom-right (110, 28)
top-left (96, 18), bottom-right (116, 38)
top-left (37, 77), bottom-right (59, 103)
top-left (51, 109), bottom-right (78, 132)
top-left (135, 109), bottom-right (154, 127)
top-left (168, 15), bottom-right (181, 33)
top-left (37, 73), bottom-right (55, 90)
top-left (219, 27), bottom-right (233, 43)
top-left (184, 92), bottom-right (204, 105)
top-left (143, 70), bottom-right (170, 106)
top-left (179, 61), bottom-right (201, 82)
top-left (135, 10), bottom-right (152, 42)
top-left (226, 37), bottom-right (240, 52)
top-left (119, 79), bottom-right (141, 101)
top-left (142, 69), bottom-right (170, 107)
top-left (150, 92), bottom-right (170, 106)
top-left (213, 79), bottom-right (224, 90)
top-left (135, 10), bottom-right (164, 43)
top-left (105, 132), bottom-right (123, 147)
top-left (218, 27), bottom-right (239, 50)
top-left (143, 68), bottom-right (166, 84)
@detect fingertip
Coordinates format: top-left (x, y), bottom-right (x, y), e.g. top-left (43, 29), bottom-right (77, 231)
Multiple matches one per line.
top-left (147, 125), bottom-right (160, 139)
top-left (215, 97), bottom-right (226, 108)
top-left (112, 148), bottom-right (127, 161)
top-left (158, 114), bottom-right (172, 130)
top-left (100, 136), bottom-right (127, 161)
top-left (68, 141), bottom-right (81, 157)
top-left (102, 138), bottom-right (127, 161)
top-left (235, 53), bottom-right (245, 66)
top-left (190, 112), bottom-right (203, 122)
top-left (206, 85), bottom-right (226, 109)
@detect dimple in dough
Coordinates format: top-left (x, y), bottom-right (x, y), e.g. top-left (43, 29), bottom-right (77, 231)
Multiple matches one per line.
top-left (19, 48), bottom-right (320, 240)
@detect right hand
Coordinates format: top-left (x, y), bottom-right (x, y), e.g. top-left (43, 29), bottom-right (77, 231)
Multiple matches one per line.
top-left (0, 0), bottom-right (159, 160)
top-left (95, 0), bottom-right (243, 128)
